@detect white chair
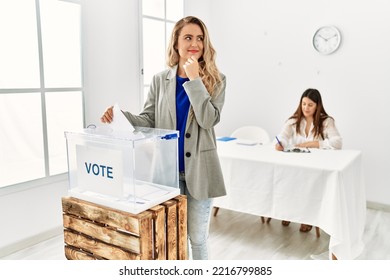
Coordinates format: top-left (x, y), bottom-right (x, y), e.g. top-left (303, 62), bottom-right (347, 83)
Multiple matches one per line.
top-left (230, 125), bottom-right (270, 144)
top-left (213, 126), bottom-right (271, 220)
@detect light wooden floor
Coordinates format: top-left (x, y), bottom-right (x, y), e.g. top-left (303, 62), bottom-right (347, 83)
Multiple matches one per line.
top-left (1, 208), bottom-right (389, 260)
top-left (209, 207), bottom-right (390, 260)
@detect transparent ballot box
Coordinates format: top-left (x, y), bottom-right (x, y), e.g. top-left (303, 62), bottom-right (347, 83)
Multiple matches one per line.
top-left (65, 126), bottom-right (180, 214)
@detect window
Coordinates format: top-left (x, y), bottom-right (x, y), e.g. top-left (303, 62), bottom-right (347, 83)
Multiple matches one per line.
top-left (0, 0), bottom-right (83, 189)
top-left (141, 0), bottom-right (184, 103)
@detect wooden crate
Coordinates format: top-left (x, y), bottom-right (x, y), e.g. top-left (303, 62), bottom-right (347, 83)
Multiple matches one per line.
top-left (61, 195), bottom-right (187, 260)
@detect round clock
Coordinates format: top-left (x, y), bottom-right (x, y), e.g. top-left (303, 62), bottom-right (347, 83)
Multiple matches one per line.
top-left (312, 26), bottom-right (341, 55)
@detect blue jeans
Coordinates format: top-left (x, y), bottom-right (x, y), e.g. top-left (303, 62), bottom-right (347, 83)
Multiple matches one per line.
top-left (179, 173), bottom-right (212, 260)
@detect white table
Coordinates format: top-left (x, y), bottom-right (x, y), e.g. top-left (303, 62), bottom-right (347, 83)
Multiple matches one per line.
top-left (214, 139), bottom-right (366, 260)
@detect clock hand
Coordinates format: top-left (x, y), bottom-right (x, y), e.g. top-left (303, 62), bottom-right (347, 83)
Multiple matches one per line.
top-left (318, 34), bottom-right (328, 41)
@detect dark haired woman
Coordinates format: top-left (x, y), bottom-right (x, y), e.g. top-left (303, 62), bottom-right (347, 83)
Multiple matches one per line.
top-left (275, 88), bottom-right (342, 232)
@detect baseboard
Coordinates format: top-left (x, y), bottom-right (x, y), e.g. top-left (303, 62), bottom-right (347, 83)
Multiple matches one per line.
top-left (0, 227), bottom-right (63, 259)
top-left (367, 201), bottom-right (390, 213)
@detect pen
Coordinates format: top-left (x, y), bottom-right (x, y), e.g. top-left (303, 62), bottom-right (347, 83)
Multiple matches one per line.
top-left (275, 136), bottom-right (284, 149)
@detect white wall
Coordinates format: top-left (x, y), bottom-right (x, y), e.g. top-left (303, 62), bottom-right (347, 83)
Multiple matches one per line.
top-left (0, 178), bottom-right (68, 257)
top-left (82, 0), bottom-right (141, 126)
top-left (185, 0), bottom-right (390, 206)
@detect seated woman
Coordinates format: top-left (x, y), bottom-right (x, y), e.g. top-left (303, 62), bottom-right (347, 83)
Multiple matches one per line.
top-left (275, 88), bottom-right (342, 232)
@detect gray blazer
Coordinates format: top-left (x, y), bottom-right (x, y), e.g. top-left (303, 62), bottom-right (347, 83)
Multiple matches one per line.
top-left (123, 65), bottom-right (226, 200)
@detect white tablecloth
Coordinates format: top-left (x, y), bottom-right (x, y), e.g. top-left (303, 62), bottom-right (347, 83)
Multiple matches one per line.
top-left (214, 139), bottom-right (366, 260)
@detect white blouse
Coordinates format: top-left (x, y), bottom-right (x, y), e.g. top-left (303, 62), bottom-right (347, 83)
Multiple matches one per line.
top-left (277, 117), bottom-right (342, 150)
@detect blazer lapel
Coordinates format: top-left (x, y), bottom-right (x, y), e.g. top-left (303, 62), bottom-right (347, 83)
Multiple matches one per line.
top-left (165, 66), bottom-right (177, 128)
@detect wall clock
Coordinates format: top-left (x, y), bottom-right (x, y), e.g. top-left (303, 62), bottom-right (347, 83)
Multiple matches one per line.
top-left (312, 26), bottom-right (341, 55)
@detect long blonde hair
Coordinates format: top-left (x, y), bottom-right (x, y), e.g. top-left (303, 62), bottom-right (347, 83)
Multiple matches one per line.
top-left (167, 16), bottom-right (222, 97)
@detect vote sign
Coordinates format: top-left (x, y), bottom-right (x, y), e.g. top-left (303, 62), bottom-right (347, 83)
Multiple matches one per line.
top-left (76, 145), bottom-right (124, 198)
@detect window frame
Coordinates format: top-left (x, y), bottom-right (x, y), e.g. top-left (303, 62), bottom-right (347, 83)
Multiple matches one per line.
top-left (0, 0), bottom-right (84, 195)
top-left (139, 0), bottom-right (184, 105)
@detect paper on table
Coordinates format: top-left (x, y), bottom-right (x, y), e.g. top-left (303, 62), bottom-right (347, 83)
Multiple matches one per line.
top-left (283, 147), bottom-right (311, 153)
top-left (236, 139), bottom-right (258, 146)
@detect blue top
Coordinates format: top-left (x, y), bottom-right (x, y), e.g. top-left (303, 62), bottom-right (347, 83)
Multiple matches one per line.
top-left (176, 76), bottom-right (190, 172)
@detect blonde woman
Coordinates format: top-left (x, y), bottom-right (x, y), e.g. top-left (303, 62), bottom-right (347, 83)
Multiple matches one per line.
top-left (101, 16), bottom-right (226, 260)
